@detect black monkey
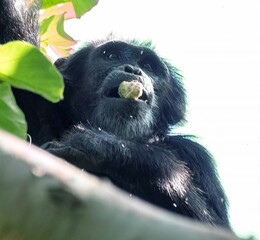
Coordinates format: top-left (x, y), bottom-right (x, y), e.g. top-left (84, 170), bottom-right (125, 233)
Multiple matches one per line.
top-left (0, 0), bottom-right (230, 228)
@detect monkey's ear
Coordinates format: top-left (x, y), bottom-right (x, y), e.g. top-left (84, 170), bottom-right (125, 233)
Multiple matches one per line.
top-left (54, 57), bottom-right (74, 84)
top-left (54, 58), bottom-right (67, 69)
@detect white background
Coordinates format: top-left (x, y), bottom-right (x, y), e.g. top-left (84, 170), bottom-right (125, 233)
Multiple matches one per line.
top-left (66, 0), bottom-right (260, 237)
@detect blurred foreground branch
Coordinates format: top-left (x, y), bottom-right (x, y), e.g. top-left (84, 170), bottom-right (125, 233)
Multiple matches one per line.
top-left (0, 130), bottom-right (239, 240)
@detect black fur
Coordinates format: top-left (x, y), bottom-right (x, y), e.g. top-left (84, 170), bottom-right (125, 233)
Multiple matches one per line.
top-left (0, 0), bottom-right (230, 228)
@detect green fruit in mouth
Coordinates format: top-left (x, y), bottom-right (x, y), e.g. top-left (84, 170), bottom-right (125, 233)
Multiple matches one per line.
top-left (118, 80), bottom-right (143, 100)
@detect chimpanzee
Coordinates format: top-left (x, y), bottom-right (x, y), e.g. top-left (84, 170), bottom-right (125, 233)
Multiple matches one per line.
top-left (0, 0), bottom-right (230, 228)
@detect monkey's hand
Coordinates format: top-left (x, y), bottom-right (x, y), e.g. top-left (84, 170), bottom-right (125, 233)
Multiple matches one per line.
top-left (41, 128), bottom-right (107, 174)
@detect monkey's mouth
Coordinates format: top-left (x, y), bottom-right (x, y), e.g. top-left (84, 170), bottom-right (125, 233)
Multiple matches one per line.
top-left (104, 85), bottom-right (149, 102)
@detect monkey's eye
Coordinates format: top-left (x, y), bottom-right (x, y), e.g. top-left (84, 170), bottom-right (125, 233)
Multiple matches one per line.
top-left (103, 51), bottom-right (119, 61)
top-left (108, 53), bottom-right (118, 60)
top-left (141, 62), bottom-right (153, 73)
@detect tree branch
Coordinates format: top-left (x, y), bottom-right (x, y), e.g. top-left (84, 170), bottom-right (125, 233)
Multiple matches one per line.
top-left (0, 130), bottom-right (239, 240)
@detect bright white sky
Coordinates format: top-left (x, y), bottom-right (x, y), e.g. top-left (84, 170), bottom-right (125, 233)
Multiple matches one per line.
top-left (66, 0), bottom-right (260, 237)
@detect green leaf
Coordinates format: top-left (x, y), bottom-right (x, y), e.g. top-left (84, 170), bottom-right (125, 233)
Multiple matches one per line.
top-left (42, 0), bottom-right (70, 9)
top-left (0, 83), bottom-right (27, 139)
top-left (41, 14), bottom-right (75, 43)
top-left (40, 15), bottom-right (55, 35)
top-left (0, 41), bottom-right (64, 103)
top-left (40, 14), bottom-right (76, 57)
top-left (42, 0), bottom-right (98, 18)
top-left (71, 0), bottom-right (98, 18)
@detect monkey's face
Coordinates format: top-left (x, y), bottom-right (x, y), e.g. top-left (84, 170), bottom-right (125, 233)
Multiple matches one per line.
top-left (56, 40), bottom-right (186, 139)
